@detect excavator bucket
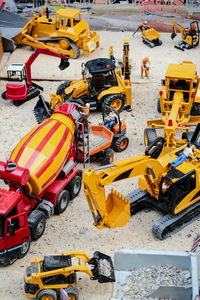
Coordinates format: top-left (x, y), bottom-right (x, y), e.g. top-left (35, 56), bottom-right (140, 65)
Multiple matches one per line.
top-left (59, 58), bottom-right (70, 71)
top-left (33, 95), bottom-right (52, 124)
top-left (88, 251), bottom-right (115, 283)
top-left (104, 188), bottom-right (130, 228)
top-left (171, 32), bottom-right (176, 40)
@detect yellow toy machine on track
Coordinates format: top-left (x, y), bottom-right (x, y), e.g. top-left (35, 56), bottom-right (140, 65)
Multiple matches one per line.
top-left (171, 21), bottom-right (199, 51)
top-left (83, 123), bottom-right (200, 240)
top-left (12, 7), bottom-right (99, 59)
top-left (133, 20), bottom-right (162, 48)
top-left (144, 61), bottom-right (200, 151)
top-left (24, 251), bottom-right (115, 300)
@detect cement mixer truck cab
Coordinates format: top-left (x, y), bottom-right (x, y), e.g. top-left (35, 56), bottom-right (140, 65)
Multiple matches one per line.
top-left (0, 104), bottom-right (82, 266)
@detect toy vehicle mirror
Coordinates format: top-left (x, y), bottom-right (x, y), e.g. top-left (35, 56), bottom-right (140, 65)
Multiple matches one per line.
top-left (161, 79), bottom-right (165, 86)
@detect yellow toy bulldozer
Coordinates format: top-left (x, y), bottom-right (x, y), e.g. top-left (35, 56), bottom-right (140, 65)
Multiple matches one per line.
top-left (144, 61), bottom-right (200, 151)
top-left (171, 21), bottom-right (199, 51)
top-left (24, 251), bottom-right (115, 300)
top-left (83, 122), bottom-right (200, 240)
top-left (12, 7), bottom-right (99, 58)
top-left (37, 40), bottom-right (131, 113)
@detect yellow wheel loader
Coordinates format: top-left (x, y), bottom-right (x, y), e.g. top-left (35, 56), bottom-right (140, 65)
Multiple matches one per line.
top-left (24, 251), bottom-right (115, 299)
top-left (44, 40), bottom-right (132, 113)
top-left (171, 21), bottom-right (199, 51)
top-left (144, 61), bottom-right (200, 152)
top-left (83, 123), bottom-right (200, 240)
top-left (12, 7), bottom-right (99, 59)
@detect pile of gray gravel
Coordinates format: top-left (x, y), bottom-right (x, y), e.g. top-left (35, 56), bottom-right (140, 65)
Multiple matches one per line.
top-left (117, 264), bottom-right (192, 300)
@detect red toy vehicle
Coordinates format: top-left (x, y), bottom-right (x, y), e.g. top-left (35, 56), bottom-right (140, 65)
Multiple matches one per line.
top-left (0, 103), bottom-right (82, 266)
top-left (1, 48), bottom-right (69, 106)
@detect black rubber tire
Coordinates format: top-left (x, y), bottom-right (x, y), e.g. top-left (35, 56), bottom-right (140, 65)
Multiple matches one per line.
top-left (157, 98), bottom-right (161, 113)
top-left (158, 39), bottom-right (162, 46)
top-left (112, 136), bottom-right (129, 152)
top-left (66, 175), bottom-right (82, 199)
top-left (64, 286), bottom-right (79, 300)
top-left (17, 240), bottom-right (30, 259)
top-left (103, 148), bottom-right (114, 165)
top-left (103, 94), bottom-right (125, 113)
top-left (56, 81), bottom-right (71, 96)
top-left (37, 289), bottom-right (57, 300)
top-left (144, 128), bottom-right (157, 147)
top-left (191, 103), bottom-right (200, 116)
top-left (55, 190), bottom-right (70, 214)
top-left (30, 211), bottom-right (46, 241)
top-left (182, 131), bottom-right (194, 142)
top-left (1, 91), bottom-right (7, 99)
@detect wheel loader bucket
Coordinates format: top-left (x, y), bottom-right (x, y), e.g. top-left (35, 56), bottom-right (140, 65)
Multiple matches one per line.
top-left (88, 251), bottom-right (115, 283)
top-left (33, 95), bottom-right (52, 124)
top-left (59, 58), bottom-right (70, 71)
top-left (104, 188), bottom-right (130, 228)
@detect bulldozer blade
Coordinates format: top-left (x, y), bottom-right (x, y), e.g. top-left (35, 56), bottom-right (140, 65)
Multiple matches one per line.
top-left (88, 251), bottom-right (115, 283)
top-left (104, 188), bottom-right (130, 228)
top-left (174, 45), bottom-right (184, 51)
top-left (33, 95), bottom-right (52, 124)
top-left (59, 58), bottom-right (70, 71)
top-left (12, 31), bottom-right (24, 45)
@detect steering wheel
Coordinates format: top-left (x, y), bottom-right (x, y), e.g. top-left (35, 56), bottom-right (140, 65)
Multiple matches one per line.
top-left (145, 137), bottom-right (165, 159)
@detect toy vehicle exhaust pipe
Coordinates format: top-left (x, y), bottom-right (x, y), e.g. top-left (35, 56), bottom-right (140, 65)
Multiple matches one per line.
top-left (88, 251), bottom-right (115, 283)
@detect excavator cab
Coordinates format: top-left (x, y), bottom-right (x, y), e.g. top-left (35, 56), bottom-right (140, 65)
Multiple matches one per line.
top-left (171, 21), bottom-right (199, 50)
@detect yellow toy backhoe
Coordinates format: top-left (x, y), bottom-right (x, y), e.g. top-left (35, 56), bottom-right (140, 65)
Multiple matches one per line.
top-left (144, 61), bottom-right (200, 151)
top-left (83, 123), bottom-right (200, 240)
top-left (171, 21), bottom-right (199, 51)
top-left (24, 251), bottom-right (115, 300)
top-left (37, 40), bottom-right (131, 113)
top-left (12, 7), bottom-right (99, 58)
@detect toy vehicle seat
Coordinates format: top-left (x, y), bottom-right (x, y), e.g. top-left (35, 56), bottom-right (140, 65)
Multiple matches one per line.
top-left (42, 255), bottom-right (72, 272)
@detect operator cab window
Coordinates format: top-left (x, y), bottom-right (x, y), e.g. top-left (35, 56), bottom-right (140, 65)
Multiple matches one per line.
top-left (73, 14), bottom-right (80, 26)
top-left (8, 70), bottom-right (23, 81)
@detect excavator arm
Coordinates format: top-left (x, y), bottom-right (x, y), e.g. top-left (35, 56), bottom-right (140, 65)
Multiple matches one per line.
top-left (83, 155), bottom-right (165, 229)
top-left (25, 48), bottom-right (69, 86)
top-left (171, 21), bottom-right (186, 40)
top-left (123, 39), bottom-right (131, 82)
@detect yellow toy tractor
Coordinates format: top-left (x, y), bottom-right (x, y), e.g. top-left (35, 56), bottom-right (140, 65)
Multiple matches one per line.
top-left (24, 251), bottom-right (115, 300)
top-left (12, 7), bottom-right (99, 58)
top-left (171, 21), bottom-right (199, 51)
top-left (46, 39), bottom-right (131, 113)
top-left (144, 61), bottom-right (200, 151)
top-left (83, 122), bottom-right (200, 240)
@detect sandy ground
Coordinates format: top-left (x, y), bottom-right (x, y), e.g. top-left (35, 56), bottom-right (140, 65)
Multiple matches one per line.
top-left (0, 32), bottom-right (200, 300)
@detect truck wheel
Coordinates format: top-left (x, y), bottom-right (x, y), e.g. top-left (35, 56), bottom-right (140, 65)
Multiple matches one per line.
top-left (66, 175), bottom-right (82, 199)
top-left (37, 289), bottom-right (57, 300)
top-left (56, 81), bottom-right (71, 96)
top-left (103, 148), bottom-right (114, 165)
top-left (1, 91), bottom-right (7, 99)
top-left (144, 128), bottom-right (157, 147)
top-left (157, 98), bottom-right (161, 113)
top-left (17, 240), bottom-right (30, 259)
top-left (112, 136), bottom-right (129, 152)
top-left (64, 286), bottom-right (79, 300)
top-left (29, 210), bottom-right (46, 241)
top-left (103, 94), bottom-right (125, 113)
top-left (55, 190), bottom-right (70, 214)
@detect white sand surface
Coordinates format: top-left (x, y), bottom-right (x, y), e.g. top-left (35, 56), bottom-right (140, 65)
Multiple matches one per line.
top-left (0, 32), bottom-right (200, 300)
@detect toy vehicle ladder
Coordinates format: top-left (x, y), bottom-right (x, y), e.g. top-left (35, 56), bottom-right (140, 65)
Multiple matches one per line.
top-left (76, 120), bottom-right (90, 168)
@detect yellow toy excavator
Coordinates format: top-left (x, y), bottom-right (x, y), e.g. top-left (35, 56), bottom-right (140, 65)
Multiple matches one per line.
top-left (144, 61), bottom-right (200, 151)
top-left (83, 122), bottom-right (200, 240)
top-left (24, 251), bottom-right (115, 300)
top-left (12, 7), bottom-right (99, 58)
top-left (171, 21), bottom-right (199, 51)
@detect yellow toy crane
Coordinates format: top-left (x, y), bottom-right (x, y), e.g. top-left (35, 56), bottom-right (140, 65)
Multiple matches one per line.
top-left (171, 21), bottom-right (199, 51)
top-left (133, 20), bottom-right (162, 48)
top-left (83, 122), bottom-right (200, 240)
top-left (12, 7), bottom-right (99, 59)
top-left (144, 61), bottom-right (200, 152)
top-left (24, 251), bottom-right (115, 300)
top-left (36, 40), bottom-right (132, 114)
